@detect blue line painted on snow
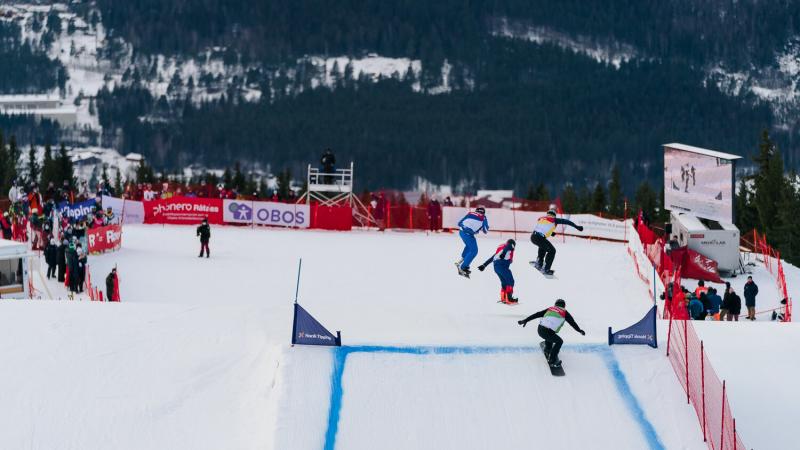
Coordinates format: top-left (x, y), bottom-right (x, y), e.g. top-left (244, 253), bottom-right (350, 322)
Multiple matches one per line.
top-left (322, 344), bottom-right (664, 450)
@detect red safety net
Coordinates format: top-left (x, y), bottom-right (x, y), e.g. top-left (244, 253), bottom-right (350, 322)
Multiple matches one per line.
top-left (667, 318), bottom-right (748, 450)
top-left (742, 229), bottom-right (792, 322)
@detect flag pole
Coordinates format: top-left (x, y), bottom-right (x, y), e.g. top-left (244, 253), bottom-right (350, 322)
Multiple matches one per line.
top-left (294, 258), bottom-right (302, 304)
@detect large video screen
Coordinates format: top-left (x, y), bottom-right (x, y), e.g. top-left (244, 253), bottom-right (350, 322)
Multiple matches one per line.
top-left (664, 146), bottom-right (734, 223)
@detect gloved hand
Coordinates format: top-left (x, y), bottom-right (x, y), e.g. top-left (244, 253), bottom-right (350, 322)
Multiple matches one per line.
top-left (478, 264), bottom-right (486, 271)
top-left (518, 320), bottom-right (527, 327)
top-left (578, 330), bottom-right (586, 336)
top-left (577, 225), bottom-right (584, 232)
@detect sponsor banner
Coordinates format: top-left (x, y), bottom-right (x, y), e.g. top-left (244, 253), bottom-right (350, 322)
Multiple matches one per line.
top-left (87, 224), bottom-right (122, 254)
top-left (442, 207), bottom-right (626, 241)
top-left (291, 303), bottom-right (341, 347)
top-left (57, 199), bottom-right (98, 221)
top-left (223, 200), bottom-right (310, 228)
top-left (563, 214), bottom-right (626, 241)
top-left (102, 196), bottom-right (145, 224)
top-left (144, 197), bottom-right (223, 225)
top-left (608, 305), bottom-right (658, 348)
top-left (442, 206), bottom-right (543, 233)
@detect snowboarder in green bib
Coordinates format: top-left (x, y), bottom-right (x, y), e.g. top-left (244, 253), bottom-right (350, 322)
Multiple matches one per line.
top-left (518, 299), bottom-right (585, 367)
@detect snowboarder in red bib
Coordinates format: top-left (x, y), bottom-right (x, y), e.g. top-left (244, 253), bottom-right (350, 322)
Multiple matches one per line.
top-left (517, 299), bottom-right (585, 367)
top-left (478, 239), bottom-right (517, 304)
top-left (530, 208), bottom-right (583, 275)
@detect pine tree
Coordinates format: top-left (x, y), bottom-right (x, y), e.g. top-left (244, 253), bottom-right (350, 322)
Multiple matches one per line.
top-left (135, 161), bottom-right (155, 184)
top-left (534, 182), bottom-right (550, 201)
top-left (608, 165), bottom-right (624, 217)
top-left (634, 180), bottom-right (657, 221)
top-left (40, 142), bottom-right (55, 189)
top-left (734, 178), bottom-right (758, 232)
top-left (114, 168), bottom-right (123, 196)
top-left (0, 130), bottom-right (7, 194)
top-left (232, 162), bottom-right (246, 192)
top-left (56, 143), bottom-right (74, 188)
top-left (6, 135), bottom-right (19, 189)
top-left (591, 182), bottom-right (607, 213)
top-left (222, 167), bottom-right (232, 187)
top-left (101, 164), bottom-right (111, 188)
top-left (561, 184), bottom-right (579, 213)
top-left (752, 130), bottom-right (787, 237)
top-left (773, 174), bottom-right (800, 263)
top-left (577, 185), bottom-right (592, 213)
top-left (27, 144), bottom-right (40, 185)
top-left (276, 169), bottom-right (292, 200)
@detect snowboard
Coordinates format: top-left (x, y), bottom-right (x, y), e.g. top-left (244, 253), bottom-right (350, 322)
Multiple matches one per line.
top-left (455, 262), bottom-right (470, 278)
top-left (529, 261), bottom-right (556, 278)
top-left (497, 299), bottom-right (520, 306)
top-left (540, 341), bottom-right (565, 376)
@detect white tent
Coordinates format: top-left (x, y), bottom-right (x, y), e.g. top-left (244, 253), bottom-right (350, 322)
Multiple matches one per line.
top-left (0, 239), bottom-right (33, 298)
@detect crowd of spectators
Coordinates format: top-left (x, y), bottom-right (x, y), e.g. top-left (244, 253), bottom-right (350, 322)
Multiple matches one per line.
top-left (664, 277), bottom-right (760, 321)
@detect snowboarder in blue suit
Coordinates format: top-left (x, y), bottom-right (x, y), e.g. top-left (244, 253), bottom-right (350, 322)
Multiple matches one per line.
top-left (455, 206), bottom-right (488, 278)
top-left (478, 239), bottom-right (517, 304)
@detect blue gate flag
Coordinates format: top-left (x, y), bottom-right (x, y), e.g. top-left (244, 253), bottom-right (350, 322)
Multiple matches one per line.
top-left (608, 305), bottom-right (657, 348)
top-left (292, 303), bottom-right (341, 346)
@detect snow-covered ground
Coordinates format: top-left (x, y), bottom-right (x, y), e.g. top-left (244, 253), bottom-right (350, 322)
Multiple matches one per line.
top-left (4, 225), bottom-right (794, 449)
top-left (0, 226), bottom-right (720, 449)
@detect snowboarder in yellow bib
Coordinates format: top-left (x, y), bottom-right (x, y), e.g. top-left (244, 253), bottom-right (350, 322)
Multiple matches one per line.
top-left (530, 209), bottom-right (583, 275)
top-left (518, 299), bottom-right (585, 367)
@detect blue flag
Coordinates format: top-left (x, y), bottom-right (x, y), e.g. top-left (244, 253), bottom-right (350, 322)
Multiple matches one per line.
top-left (608, 305), bottom-right (657, 348)
top-left (292, 303), bottom-right (341, 346)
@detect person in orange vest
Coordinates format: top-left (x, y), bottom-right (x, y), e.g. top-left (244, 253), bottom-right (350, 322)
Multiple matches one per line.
top-left (694, 280), bottom-right (709, 299)
top-left (530, 208), bottom-right (583, 275)
top-left (28, 186), bottom-right (43, 216)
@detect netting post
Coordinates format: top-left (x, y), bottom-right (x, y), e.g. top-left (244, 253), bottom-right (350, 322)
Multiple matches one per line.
top-left (720, 380), bottom-right (726, 447)
top-left (684, 320), bottom-right (689, 404)
top-left (733, 418), bottom-right (737, 450)
top-left (701, 341), bottom-right (706, 442)
top-left (666, 314), bottom-right (673, 356)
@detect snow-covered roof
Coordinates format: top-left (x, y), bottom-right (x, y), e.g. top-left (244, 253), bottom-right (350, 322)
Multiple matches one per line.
top-left (125, 153), bottom-right (144, 162)
top-left (0, 94), bottom-right (59, 103)
top-left (664, 143), bottom-right (742, 161)
top-left (0, 238), bottom-right (28, 256)
top-left (476, 190), bottom-right (514, 203)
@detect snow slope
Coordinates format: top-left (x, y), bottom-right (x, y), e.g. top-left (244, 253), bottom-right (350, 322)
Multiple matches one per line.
top-left (4, 225), bottom-right (773, 449)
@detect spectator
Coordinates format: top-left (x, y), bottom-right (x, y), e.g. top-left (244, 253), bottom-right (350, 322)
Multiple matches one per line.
top-left (694, 280), bottom-right (708, 299)
top-left (671, 288), bottom-right (690, 320)
top-left (104, 207), bottom-right (116, 225)
top-left (443, 196), bottom-right (454, 207)
top-left (66, 242), bottom-right (79, 293)
top-left (688, 296), bottom-right (705, 320)
top-left (8, 180), bottom-right (22, 204)
top-left (668, 235), bottom-right (680, 251)
top-left (57, 239), bottom-right (67, 283)
top-left (426, 197), bottom-right (442, 232)
top-left (196, 217), bottom-right (211, 258)
top-left (0, 212), bottom-right (12, 239)
top-left (373, 193), bottom-right (387, 231)
top-left (76, 243), bottom-right (87, 293)
top-left (106, 268), bottom-right (118, 302)
top-left (28, 186), bottom-right (42, 215)
top-left (743, 276), bottom-right (759, 321)
top-left (706, 287), bottom-right (722, 320)
top-left (44, 238), bottom-right (58, 279)
top-left (722, 286), bottom-right (742, 321)
top-left (44, 181), bottom-right (56, 202)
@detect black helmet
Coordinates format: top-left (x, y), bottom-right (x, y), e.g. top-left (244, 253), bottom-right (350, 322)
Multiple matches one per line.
top-left (547, 209), bottom-right (557, 217)
top-left (507, 239), bottom-right (516, 248)
top-left (555, 299), bottom-right (566, 308)
top-left (475, 206), bottom-right (486, 215)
